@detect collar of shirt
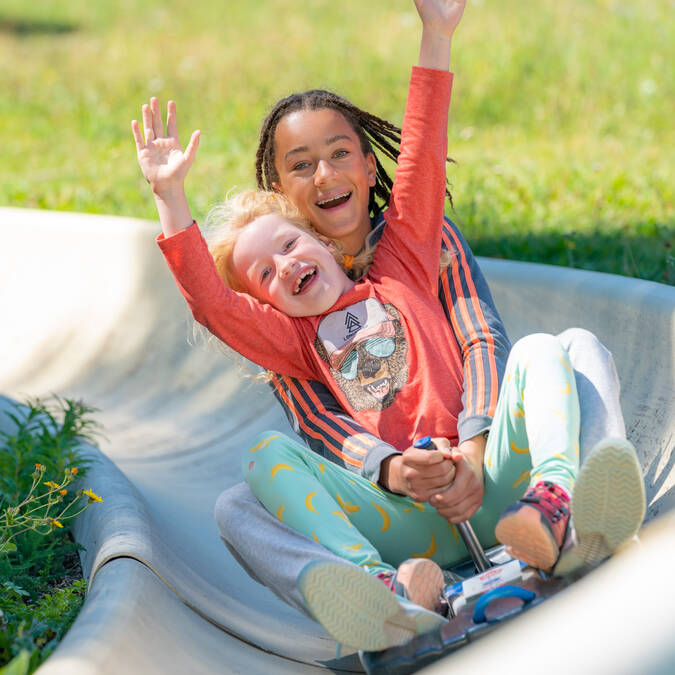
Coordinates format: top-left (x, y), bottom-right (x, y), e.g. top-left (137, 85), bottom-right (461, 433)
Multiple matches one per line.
top-left (365, 212), bottom-right (386, 250)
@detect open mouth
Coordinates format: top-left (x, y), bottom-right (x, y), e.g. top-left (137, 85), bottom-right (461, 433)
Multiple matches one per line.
top-left (293, 267), bottom-right (317, 295)
top-left (316, 191), bottom-right (352, 209)
top-left (365, 378), bottom-right (391, 401)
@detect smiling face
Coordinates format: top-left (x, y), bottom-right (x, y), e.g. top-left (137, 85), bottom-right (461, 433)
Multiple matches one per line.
top-left (231, 213), bottom-right (355, 317)
top-left (271, 108), bottom-right (377, 256)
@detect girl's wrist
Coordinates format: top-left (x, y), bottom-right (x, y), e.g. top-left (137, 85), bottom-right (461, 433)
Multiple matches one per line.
top-left (379, 454), bottom-right (404, 493)
top-left (418, 28), bottom-right (452, 71)
top-left (458, 434), bottom-right (486, 463)
top-left (153, 191), bottom-right (194, 236)
top-left (152, 183), bottom-right (187, 203)
top-left (457, 435), bottom-right (487, 482)
top-left (421, 25), bottom-right (455, 42)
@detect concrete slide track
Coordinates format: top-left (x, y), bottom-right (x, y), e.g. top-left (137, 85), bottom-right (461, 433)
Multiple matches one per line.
top-left (1, 207), bottom-right (674, 674)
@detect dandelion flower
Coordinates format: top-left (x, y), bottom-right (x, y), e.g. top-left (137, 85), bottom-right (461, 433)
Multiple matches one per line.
top-left (83, 488), bottom-right (102, 503)
top-left (59, 489), bottom-right (67, 496)
top-left (70, 467), bottom-right (78, 475)
top-left (44, 481), bottom-right (60, 489)
top-left (50, 519), bottom-right (64, 529)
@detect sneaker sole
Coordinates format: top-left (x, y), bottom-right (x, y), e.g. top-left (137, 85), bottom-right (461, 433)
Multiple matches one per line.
top-left (495, 506), bottom-right (560, 571)
top-left (298, 561), bottom-right (417, 651)
top-left (572, 437), bottom-right (646, 564)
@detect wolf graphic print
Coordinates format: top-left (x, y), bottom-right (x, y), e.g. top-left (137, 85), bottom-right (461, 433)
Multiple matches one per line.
top-left (314, 298), bottom-right (409, 412)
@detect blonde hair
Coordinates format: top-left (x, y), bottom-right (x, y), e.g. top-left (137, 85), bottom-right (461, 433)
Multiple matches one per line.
top-left (202, 189), bottom-right (331, 382)
top-left (204, 189), bottom-right (318, 291)
top-left (204, 189), bottom-right (453, 289)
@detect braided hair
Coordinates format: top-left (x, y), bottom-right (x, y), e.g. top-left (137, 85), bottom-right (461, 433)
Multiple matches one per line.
top-left (255, 89), bottom-right (453, 218)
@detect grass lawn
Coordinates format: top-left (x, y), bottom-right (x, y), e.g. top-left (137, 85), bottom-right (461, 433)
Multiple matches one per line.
top-left (1, 0), bottom-right (673, 283)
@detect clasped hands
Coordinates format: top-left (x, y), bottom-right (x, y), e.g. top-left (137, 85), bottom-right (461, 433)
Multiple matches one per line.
top-left (380, 435), bottom-right (484, 523)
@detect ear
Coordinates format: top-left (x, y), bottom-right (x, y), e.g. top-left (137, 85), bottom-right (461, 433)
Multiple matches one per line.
top-left (366, 152), bottom-right (377, 188)
top-left (271, 181), bottom-right (283, 193)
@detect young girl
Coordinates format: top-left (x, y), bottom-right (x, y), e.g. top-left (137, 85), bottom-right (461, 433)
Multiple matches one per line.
top-left (133, 0), bottom-right (646, 651)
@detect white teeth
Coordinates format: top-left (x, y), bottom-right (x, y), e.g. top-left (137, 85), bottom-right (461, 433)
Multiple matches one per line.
top-left (294, 268), bottom-right (316, 294)
top-left (317, 192), bottom-right (350, 206)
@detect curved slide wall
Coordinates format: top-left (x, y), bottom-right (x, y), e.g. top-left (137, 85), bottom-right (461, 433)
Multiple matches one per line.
top-left (1, 208), bottom-right (673, 674)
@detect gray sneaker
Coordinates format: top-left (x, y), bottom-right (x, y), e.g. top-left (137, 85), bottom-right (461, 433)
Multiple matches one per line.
top-left (556, 437), bottom-right (646, 574)
top-left (298, 560), bottom-right (445, 651)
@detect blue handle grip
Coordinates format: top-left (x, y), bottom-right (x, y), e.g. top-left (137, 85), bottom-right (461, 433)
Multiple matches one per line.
top-left (472, 585), bottom-right (536, 624)
top-left (414, 436), bottom-right (434, 449)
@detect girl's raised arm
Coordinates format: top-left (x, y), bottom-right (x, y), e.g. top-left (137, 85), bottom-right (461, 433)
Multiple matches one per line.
top-left (415, 0), bottom-right (466, 71)
top-left (131, 98), bottom-right (201, 238)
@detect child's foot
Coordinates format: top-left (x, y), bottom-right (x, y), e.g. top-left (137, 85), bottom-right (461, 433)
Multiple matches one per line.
top-left (298, 560), bottom-right (445, 651)
top-left (495, 481), bottom-right (570, 572)
top-left (569, 437), bottom-right (646, 566)
top-left (379, 558), bottom-right (445, 612)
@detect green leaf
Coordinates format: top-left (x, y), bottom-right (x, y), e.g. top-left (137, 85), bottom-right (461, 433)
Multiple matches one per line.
top-left (2, 581), bottom-right (28, 597)
top-left (0, 649), bottom-right (32, 675)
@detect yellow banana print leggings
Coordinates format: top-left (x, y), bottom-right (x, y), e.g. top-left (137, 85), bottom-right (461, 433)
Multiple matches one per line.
top-left (244, 333), bottom-right (580, 576)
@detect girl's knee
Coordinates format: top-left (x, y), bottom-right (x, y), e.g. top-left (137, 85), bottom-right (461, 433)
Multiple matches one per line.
top-left (557, 327), bottom-right (597, 349)
top-left (509, 333), bottom-right (565, 365)
top-left (214, 482), bottom-right (250, 539)
top-left (241, 430), bottom-right (307, 491)
top-left (558, 327), bottom-right (613, 363)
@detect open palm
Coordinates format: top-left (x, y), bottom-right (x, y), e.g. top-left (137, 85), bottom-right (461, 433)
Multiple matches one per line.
top-left (131, 98), bottom-right (200, 196)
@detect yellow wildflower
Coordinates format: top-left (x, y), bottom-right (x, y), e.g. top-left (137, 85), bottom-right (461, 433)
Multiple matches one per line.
top-left (35, 463), bottom-right (44, 471)
top-left (83, 488), bottom-right (102, 503)
top-left (50, 519), bottom-right (64, 529)
top-left (70, 467), bottom-right (78, 475)
top-left (44, 481), bottom-right (60, 489)
top-left (59, 489), bottom-right (67, 496)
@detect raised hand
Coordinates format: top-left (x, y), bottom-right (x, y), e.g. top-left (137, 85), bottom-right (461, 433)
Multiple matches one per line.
top-left (413, 0), bottom-right (466, 36)
top-left (413, 0), bottom-right (466, 70)
top-left (131, 98), bottom-right (200, 199)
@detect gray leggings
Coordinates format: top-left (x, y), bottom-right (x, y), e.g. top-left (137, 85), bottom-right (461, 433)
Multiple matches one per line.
top-left (214, 328), bottom-right (625, 616)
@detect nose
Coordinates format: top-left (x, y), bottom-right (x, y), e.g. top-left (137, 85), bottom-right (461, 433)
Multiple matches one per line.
top-left (277, 255), bottom-right (296, 280)
top-left (314, 158), bottom-right (337, 185)
top-left (361, 354), bottom-right (382, 379)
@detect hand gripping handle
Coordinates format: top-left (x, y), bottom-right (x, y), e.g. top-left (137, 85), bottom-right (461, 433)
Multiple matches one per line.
top-left (413, 436), bottom-right (492, 572)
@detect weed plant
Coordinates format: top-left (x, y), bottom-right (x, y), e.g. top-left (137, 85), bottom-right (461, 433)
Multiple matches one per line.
top-left (0, 579), bottom-right (86, 675)
top-left (0, 397), bottom-right (102, 674)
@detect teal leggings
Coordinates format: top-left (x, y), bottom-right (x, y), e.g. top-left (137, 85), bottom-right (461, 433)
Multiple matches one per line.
top-left (244, 334), bottom-right (580, 577)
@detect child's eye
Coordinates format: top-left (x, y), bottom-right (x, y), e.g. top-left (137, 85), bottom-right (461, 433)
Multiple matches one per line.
top-left (292, 161), bottom-right (310, 171)
top-left (283, 238), bottom-right (297, 252)
top-left (261, 268), bottom-right (271, 283)
top-left (333, 149), bottom-right (349, 159)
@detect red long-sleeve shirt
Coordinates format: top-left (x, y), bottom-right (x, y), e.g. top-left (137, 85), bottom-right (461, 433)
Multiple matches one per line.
top-left (160, 67), bottom-right (471, 452)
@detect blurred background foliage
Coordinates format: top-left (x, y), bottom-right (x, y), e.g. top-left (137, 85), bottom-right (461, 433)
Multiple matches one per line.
top-left (0, 0), bottom-right (672, 282)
